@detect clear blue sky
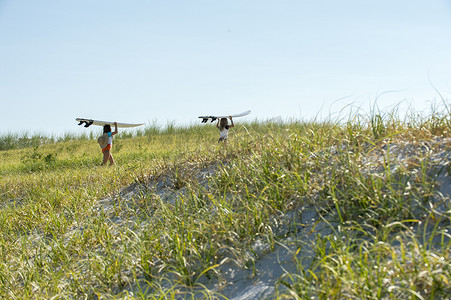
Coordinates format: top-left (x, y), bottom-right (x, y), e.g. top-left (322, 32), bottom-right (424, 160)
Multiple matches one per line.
top-left (1, 0), bottom-right (450, 135)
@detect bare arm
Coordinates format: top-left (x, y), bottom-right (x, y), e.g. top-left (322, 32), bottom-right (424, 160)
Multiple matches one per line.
top-left (229, 116), bottom-right (234, 128)
top-left (111, 122), bottom-right (118, 136)
top-left (216, 118), bottom-right (220, 128)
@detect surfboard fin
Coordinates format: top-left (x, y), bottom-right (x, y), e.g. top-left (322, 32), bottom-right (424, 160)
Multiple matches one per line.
top-left (77, 120), bottom-right (94, 127)
top-left (200, 117), bottom-right (218, 123)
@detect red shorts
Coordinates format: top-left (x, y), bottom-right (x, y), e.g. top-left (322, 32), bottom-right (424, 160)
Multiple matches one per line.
top-left (102, 144), bottom-right (111, 152)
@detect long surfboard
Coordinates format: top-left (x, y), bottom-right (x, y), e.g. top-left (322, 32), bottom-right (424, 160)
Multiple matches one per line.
top-left (198, 110), bottom-right (251, 123)
top-left (76, 118), bottom-right (145, 128)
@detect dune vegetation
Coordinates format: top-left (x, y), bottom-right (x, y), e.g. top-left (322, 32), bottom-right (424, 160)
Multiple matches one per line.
top-left (0, 106), bottom-right (450, 299)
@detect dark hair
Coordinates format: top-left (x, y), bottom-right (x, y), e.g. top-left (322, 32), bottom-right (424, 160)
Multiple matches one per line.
top-left (103, 125), bottom-right (111, 133)
top-left (219, 118), bottom-right (228, 131)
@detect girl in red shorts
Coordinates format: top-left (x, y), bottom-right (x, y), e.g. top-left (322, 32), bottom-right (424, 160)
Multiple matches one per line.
top-left (102, 122), bottom-right (118, 166)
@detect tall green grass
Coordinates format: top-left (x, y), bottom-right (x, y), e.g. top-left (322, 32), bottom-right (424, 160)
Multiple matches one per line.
top-left (0, 105), bottom-right (450, 298)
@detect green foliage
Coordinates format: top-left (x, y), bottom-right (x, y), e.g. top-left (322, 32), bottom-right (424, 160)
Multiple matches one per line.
top-left (0, 104), bottom-right (450, 298)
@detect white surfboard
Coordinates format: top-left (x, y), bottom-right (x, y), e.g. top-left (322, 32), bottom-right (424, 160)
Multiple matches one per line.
top-left (76, 118), bottom-right (145, 128)
top-left (198, 110), bottom-right (251, 123)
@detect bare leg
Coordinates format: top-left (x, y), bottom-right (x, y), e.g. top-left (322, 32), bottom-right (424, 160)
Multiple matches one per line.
top-left (102, 150), bottom-right (110, 165)
top-left (108, 153), bottom-right (115, 166)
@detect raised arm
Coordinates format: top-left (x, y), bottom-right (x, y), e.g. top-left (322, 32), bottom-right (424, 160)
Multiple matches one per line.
top-left (229, 116), bottom-right (235, 128)
top-left (112, 122), bottom-right (118, 135)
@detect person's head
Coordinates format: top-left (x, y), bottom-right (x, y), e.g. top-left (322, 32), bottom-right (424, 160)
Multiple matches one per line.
top-left (103, 125), bottom-right (111, 133)
top-left (219, 118), bottom-right (228, 129)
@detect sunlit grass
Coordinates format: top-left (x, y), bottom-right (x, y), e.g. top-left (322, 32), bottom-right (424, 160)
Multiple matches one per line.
top-left (0, 104), bottom-right (450, 298)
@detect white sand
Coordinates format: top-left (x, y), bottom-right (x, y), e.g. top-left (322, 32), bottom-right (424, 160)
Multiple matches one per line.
top-left (82, 137), bottom-right (451, 298)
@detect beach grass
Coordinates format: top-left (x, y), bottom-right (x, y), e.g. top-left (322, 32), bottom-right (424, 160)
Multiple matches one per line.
top-left (0, 106), bottom-right (450, 299)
